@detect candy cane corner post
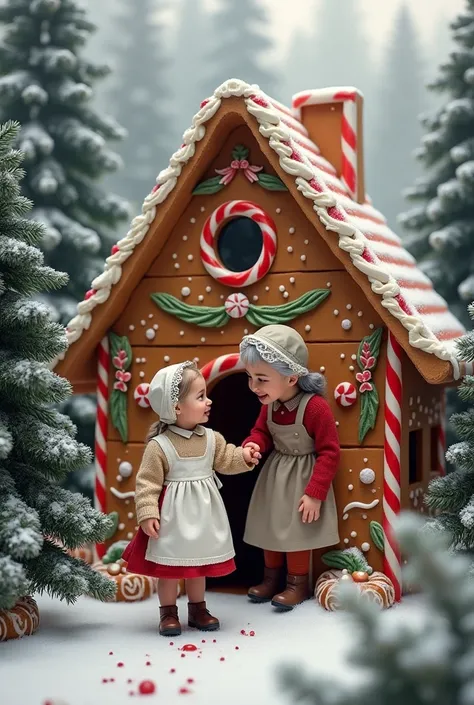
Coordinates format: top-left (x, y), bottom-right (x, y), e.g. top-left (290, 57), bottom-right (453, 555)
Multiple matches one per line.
top-left (383, 332), bottom-right (403, 601)
top-left (94, 336), bottom-right (110, 560)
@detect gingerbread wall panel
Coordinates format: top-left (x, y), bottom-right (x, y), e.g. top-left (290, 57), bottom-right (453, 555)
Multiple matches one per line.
top-left (147, 124), bottom-right (343, 278)
top-left (112, 271), bottom-right (383, 348)
top-left (104, 442), bottom-right (142, 549)
top-left (107, 340), bottom-right (386, 449)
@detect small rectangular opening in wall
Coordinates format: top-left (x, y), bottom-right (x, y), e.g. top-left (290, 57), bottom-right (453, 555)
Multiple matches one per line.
top-left (430, 426), bottom-right (441, 475)
top-left (409, 429), bottom-right (423, 485)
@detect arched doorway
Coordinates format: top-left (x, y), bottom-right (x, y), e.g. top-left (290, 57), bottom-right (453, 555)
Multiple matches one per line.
top-left (205, 371), bottom-right (264, 590)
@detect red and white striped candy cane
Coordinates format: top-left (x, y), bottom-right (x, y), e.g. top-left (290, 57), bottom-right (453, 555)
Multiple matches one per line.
top-left (383, 332), bottom-right (402, 601)
top-left (200, 201), bottom-right (277, 287)
top-left (292, 88), bottom-right (362, 201)
top-left (200, 353), bottom-right (245, 385)
top-left (95, 336), bottom-right (109, 559)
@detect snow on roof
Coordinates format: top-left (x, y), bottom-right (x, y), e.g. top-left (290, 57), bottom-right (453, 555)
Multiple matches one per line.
top-left (56, 79), bottom-right (469, 379)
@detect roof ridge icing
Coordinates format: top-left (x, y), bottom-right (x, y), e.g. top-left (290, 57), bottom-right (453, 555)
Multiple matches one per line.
top-left (52, 78), bottom-right (468, 380)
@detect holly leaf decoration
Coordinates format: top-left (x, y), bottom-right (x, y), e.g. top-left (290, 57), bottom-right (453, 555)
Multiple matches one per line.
top-left (192, 175), bottom-right (225, 195)
top-left (257, 172), bottom-right (288, 191)
top-left (151, 292), bottom-right (229, 328)
top-left (102, 540), bottom-right (130, 565)
top-left (359, 384), bottom-right (379, 443)
top-left (246, 289), bottom-right (330, 326)
top-left (110, 389), bottom-right (128, 443)
top-left (109, 332), bottom-right (133, 371)
top-left (357, 327), bottom-right (383, 371)
top-left (369, 521), bottom-right (385, 553)
top-left (321, 549), bottom-right (368, 573)
top-left (232, 144), bottom-right (249, 160)
top-left (103, 511), bottom-right (119, 540)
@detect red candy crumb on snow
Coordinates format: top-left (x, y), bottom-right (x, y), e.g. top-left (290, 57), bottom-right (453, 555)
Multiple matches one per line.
top-left (169, 641), bottom-right (174, 646)
top-left (170, 668), bottom-right (176, 674)
top-left (220, 657), bottom-right (225, 662)
top-left (102, 678), bottom-right (108, 683)
top-left (240, 629), bottom-right (246, 635)
top-left (117, 662), bottom-right (125, 668)
top-left (127, 679), bottom-right (133, 683)
top-left (235, 646), bottom-right (240, 650)
top-left (250, 631), bottom-right (255, 637)
top-left (201, 639), bottom-right (206, 643)
top-left (180, 654), bottom-right (186, 658)
top-left (110, 678), bottom-right (115, 683)
top-left (138, 680), bottom-right (156, 695)
top-left (212, 639), bottom-right (217, 643)
top-left (146, 661), bottom-right (151, 666)
top-left (179, 687), bottom-right (191, 695)
top-left (109, 651), bottom-right (114, 655)
top-left (187, 678), bottom-right (194, 684)
top-left (181, 643), bottom-right (198, 651)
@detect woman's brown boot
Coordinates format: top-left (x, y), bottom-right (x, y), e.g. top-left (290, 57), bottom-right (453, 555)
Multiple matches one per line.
top-left (248, 566), bottom-right (285, 603)
top-left (271, 574), bottom-right (311, 610)
top-left (188, 601), bottom-right (220, 631)
top-left (159, 605), bottom-right (181, 636)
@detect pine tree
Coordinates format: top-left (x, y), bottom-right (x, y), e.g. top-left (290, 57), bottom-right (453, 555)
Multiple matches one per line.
top-left (280, 512), bottom-right (474, 705)
top-left (172, 0), bottom-right (209, 140)
top-left (425, 302), bottom-right (474, 552)
top-left (369, 4), bottom-right (425, 229)
top-left (400, 1), bottom-right (474, 328)
top-left (202, 0), bottom-right (278, 100)
top-left (107, 0), bottom-right (173, 207)
top-left (0, 121), bottom-right (115, 610)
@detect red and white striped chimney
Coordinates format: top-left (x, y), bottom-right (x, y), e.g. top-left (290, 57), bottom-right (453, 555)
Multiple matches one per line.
top-left (292, 88), bottom-right (365, 204)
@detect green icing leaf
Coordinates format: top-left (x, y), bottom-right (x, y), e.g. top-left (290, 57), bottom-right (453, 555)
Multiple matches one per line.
top-left (110, 389), bottom-right (128, 443)
top-left (257, 172), bottom-right (288, 191)
top-left (246, 288), bottom-right (330, 326)
top-left (359, 385), bottom-right (379, 443)
top-left (109, 331), bottom-right (133, 371)
top-left (369, 521), bottom-right (385, 553)
top-left (103, 511), bottom-right (119, 540)
top-left (231, 144), bottom-right (249, 160)
top-left (357, 327), bottom-right (383, 371)
top-left (102, 540), bottom-right (130, 564)
top-left (321, 549), bottom-right (367, 573)
top-left (192, 175), bottom-right (225, 195)
top-left (150, 292), bottom-right (229, 328)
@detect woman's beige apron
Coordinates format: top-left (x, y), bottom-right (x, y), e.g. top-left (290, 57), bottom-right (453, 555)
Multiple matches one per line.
top-left (244, 394), bottom-right (339, 552)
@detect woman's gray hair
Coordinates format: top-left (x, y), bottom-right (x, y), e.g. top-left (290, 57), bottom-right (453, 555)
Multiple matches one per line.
top-left (240, 344), bottom-right (326, 396)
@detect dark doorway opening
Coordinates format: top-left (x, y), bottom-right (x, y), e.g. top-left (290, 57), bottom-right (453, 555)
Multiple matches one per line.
top-left (206, 372), bottom-right (266, 591)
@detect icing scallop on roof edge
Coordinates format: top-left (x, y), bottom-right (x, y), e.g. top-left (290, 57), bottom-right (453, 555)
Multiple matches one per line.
top-left (52, 78), bottom-right (470, 380)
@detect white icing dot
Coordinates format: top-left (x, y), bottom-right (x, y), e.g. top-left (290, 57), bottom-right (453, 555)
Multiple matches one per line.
top-left (172, 253), bottom-right (178, 259)
top-left (419, 405), bottom-right (423, 411)
top-left (348, 484), bottom-right (354, 491)
top-left (145, 328), bottom-right (156, 340)
top-left (206, 286), bottom-right (212, 293)
top-left (363, 458), bottom-right (368, 463)
top-left (343, 513), bottom-right (349, 521)
top-left (418, 420), bottom-right (421, 427)
top-left (116, 475), bottom-right (122, 482)
top-left (136, 358), bottom-right (141, 363)
top-left (190, 217), bottom-right (196, 223)
top-left (127, 532), bottom-right (134, 539)
top-left (200, 337), bottom-right (206, 343)
top-left (333, 309), bottom-right (339, 316)
top-left (409, 419), bottom-right (413, 427)
top-left (340, 353), bottom-right (345, 359)
top-left (164, 355), bottom-right (171, 362)
top-left (361, 542), bottom-right (370, 552)
top-left (346, 304), bottom-right (352, 310)
top-left (187, 254), bottom-right (193, 261)
top-left (119, 461), bottom-right (133, 478)
top-left (362, 514), bottom-right (367, 520)
top-left (198, 295), bottom-right (204, 302)
top-left (335, 421), bottom-right (339, 427)
top-left (182, 235), bottom-right (188, 241)
top-left (371, 489), bottom-right (377, 494)
top-left (142, 358), bottom-right (146, 362)
top-left (417, 396), bottom-right (421, 404)
top-left (348, 468), bottom-right (352, 473)
top-left (118, 523), bottom-right (125, 530)
top-left (128, 324), bottom-right (135, 331)
top-left (341, 319), bottom-right (352, 330)
top-left (351, 354), bottom-right (357, 360)
top-left (350, 531), bottom-right (357, 538)
top-left (200, 206), bottom-right (205, 212)
top-left (153, 324), bottom-right (159, 330)
top-left (174, 263), bottom-right (180, 269)
top-left (305, 325), bottom-right (311, 332)
top-left (127, 512), bottom-right (134, 519)
top-left (244, 329), bottom-right (249, 334)
top-left (220, 295), bottom-right (225, 300)
top-left (139, 371), bottom-right (145, 378)
top-left (300, 254), bottom-right (306, 261)
top-left (304, 239), bottom-right (309, 245)
top-left (188, 277), bottom-right (192, 281)
top-left (148, 314), bottom-right (153, 319)
top-left (265, 286), bottom-right (270, 291)
top-left (289, 227), bottom-right (295, 234)
top-left (289, 277), bottom-right (295, 284)
top-left (357, 311), bottom-right (363, 317)
top-left (279, 285), bottom-right (285, 292)
top-left (253, 295), bottom-right (259, 301)
top-left (344, 538), bottom-right (349, 544)
top-left (283, 291), bottom-right (289, 298)
top-left (221, 330), bottom-right (224, 334)
top-left (369, 323), bottom-right (374, 329)
top-left (359, 467), bottom-right (375, 484)
top-left (181, 286), bottom-right (191, 297)
top-left (349, 365), bottom-right (354, 371)
top-left (179, 331), bottom-right (184, 336)
top-left (411, 412), bottom-right (416, 419)
top-left (319, 366), bottom-right (325, 372)
top-left (276, 207), bottom-right (281, 214)
top-left (287, 246), bottom-right (293, 253)
top-left (326, 282), bottom-right (332, 287)
top-left (193, 357), bottom-right (199, 363)
top-left (125, 500), bottom-right (130, 505)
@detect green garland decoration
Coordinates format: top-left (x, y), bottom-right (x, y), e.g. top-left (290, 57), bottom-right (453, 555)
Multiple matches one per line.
top-left (192, 144), bottom-right (287, 195)
top-left (103, 511), bottom-right (119, 540)
top-left (321, 548), bottom-right (370, 574)
top-left (356, 327), bottom-right (384, 443)
top-left (369, 520), bottom-right (385, 553)
top-left (109, 332), bottom-right (133, 444)
top-left (102, 540), bottom-right (130, 565)
top-left (150, 288), bottom-right (330, 328)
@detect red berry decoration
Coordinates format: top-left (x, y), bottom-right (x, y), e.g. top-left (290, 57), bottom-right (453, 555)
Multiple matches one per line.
top-left (138, 680), bottom-right (156, 695)
top-left (85, 288), bottom-right (96, 300)
top-left (111, 244), bottom-right (120, 254)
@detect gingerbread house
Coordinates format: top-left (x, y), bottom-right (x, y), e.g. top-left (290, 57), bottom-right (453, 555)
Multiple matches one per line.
top-left (53, 79), bottom-right (472, 602)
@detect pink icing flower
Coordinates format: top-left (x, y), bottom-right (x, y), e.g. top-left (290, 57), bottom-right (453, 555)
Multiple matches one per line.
top-left (364, 356), bottom-right (376, 369)
top-left (356, 370), bottom-right (372, 383)
top-left (114, 381), bottom-right (128, 392)
top-left (115, 370), bottom-right (132, 383)
top-left (359, 382), bottom-right (373, 393)
top-left (113, 356), bottom-right (124, 369)
top-left (215, 160), bottom-right (263, 185)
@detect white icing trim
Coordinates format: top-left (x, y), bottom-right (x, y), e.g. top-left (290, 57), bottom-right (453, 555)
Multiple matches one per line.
top-left (110, 488), bottom-right (136, 500)
top-left (52, 79), bottom-right (465, 379)
top-left (342, 499), bottom-right (380, 513)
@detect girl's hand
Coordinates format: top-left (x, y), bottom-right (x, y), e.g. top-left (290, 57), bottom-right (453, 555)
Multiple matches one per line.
top-left (243, 443), bottom-right (261, 465)
top-left (140, 518), bottom-right (160, 539)
top-left (298, 495), bottom-right (322, 523)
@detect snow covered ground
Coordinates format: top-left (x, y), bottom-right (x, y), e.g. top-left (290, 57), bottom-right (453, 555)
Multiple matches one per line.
top-left (2, 591), bottom-right (416, 705)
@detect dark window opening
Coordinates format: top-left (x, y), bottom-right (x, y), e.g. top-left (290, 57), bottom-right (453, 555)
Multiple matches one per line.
top-left (217, 216), bottom-right (263, 272)
top-left (430, 426), bottom-right (441, 475)
top-left (409, 429), bottom-right (423, 484)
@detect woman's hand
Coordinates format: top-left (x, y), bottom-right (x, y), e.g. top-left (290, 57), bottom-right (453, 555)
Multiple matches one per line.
top-left (298, 495), bottom-right (322, 523)
top-left (243, 442), bottom-right (261, 465)
top-left (140, 518), bottom-right (160, 539)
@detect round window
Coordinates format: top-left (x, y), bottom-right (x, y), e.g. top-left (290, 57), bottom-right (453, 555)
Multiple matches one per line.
top-left (217, 217), bottom-right (263, 272)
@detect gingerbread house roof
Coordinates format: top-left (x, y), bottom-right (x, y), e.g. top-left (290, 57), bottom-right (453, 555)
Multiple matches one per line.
top-left (53, 79), bottom-right (471, 387)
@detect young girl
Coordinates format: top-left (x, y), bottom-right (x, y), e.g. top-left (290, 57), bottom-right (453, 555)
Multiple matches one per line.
top-left (239, 324), bottom-right (340, 610)
top-left (123, 361), bottom-right (259, 636)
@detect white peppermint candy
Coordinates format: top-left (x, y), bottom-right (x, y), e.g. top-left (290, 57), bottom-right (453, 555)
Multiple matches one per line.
top-left (225, 293), bottom-right (250, 319)
top-left (134, 383), bottom-right (151, 408)
top-left (334, 381), bottom-right (357, 407)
